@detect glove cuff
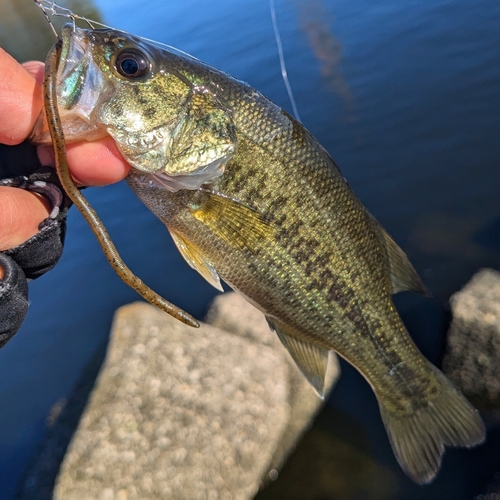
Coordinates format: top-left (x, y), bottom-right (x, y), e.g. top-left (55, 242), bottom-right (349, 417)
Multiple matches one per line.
top-left (2, 166), bottom-right (72, 280)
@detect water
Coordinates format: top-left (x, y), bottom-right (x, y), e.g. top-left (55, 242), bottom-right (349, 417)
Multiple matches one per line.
top-left (0, 0), bottom-right (500, 498)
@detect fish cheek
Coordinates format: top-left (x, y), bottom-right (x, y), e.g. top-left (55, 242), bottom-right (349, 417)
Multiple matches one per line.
top-left (98, 78), bottom-right (191, 172)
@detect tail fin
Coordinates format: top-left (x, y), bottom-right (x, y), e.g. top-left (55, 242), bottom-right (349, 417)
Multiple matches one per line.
top-left (378, 365), bottom-right (485, 484)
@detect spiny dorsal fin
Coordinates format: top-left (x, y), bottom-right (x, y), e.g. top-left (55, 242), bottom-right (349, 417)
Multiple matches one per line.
top-left (168, 228), bottom-right (224, 291)
top-left (267, 319), bottom-right (329, 398)
top-left (379, 228), bottom-right (428, 295)
top-left (189, 189), bottom-right (273, 250)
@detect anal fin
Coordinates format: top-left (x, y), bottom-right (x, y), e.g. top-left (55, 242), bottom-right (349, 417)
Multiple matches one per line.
top-left (168, 228), bottom-right (223, 292)
top-left (267, 319), bottom-right (329, 398)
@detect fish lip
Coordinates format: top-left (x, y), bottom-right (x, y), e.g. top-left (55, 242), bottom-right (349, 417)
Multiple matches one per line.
top-left (59, 24), bottom-right (87, 70)
top-left (150, 156), bottom-right (230, 192)
top-left (29, 24), bottom-right (93, 144)
top-left (30, 24), bottom-right (108, 145)
top-left (55, 24), bottom-right (108, 141)
top-left (58, 24), bottom-right (107, 122)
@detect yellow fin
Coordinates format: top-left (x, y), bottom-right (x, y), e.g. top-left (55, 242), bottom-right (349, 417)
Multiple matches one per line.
top-left (267, 319), bottom-right (329, 398)
top-left (379, 227), bottom-right (428, 295)
top-left (379, 364), bottom-right (485, 484)
top-left (168, 228), bottom-right (223, 291)
top-left (189, 189), bottom-right (273, 250)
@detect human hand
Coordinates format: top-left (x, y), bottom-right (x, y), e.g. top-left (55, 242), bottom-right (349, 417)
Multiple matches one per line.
top-left (0, 48), bottom-right (131, 256)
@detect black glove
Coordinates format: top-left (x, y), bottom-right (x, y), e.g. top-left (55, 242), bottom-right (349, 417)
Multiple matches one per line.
top-left (0, 142), bottom-right (72, 346)
top-left (0, 253), bottom-right (28, 349)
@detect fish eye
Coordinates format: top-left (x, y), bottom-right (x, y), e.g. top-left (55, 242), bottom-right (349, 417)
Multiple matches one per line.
top-left (115, 49), bottom-right (150, 79)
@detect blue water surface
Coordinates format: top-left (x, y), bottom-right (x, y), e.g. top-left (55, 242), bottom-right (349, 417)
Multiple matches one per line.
top-left (0, 0), bottom-right (500, 498)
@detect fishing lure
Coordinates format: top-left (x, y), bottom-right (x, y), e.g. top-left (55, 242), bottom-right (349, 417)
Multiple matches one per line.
top-left (36, 0), bottom-right (198, 327)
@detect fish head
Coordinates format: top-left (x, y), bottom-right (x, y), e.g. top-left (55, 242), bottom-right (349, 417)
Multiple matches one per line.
top-left (32, 24), bottom-right (237, 190)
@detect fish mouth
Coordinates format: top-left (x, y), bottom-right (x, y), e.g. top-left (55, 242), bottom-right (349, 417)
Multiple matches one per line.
top-left (56, 24), bottom-right (105, 120)
top-left (30, 24), bottom-right (107, 144)
top-left (56, 24), bottom-right (90, 110)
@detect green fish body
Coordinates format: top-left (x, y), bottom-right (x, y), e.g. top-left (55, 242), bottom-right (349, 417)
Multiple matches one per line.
top-left (33, 25), bottom-right (485, 484)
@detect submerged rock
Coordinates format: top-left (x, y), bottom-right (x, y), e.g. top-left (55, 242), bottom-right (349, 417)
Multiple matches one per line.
top-left (443, 268), bottom-right (500, 416)
top-left (54, 302), bottom-right (288, 500)
top-left (476, 470), bottom-right (500, 500)
top-left (443, 269), bottom-right (500, 500)
top-left (19, 294), bottom-right (339, 500)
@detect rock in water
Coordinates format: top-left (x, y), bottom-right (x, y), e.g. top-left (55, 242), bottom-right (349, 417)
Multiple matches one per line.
top-left (443, 268), bottom-right (500, 416)
top-left (20, 296), bottom-right (339, 500)
top-left (54, 302), bottom-right (289, 500)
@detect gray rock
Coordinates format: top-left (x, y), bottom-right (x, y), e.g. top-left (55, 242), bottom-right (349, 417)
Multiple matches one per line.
top-left (53, 302), bottom-right (289, 500)
top-left (444, 269), bottom-right (500, 500)
top-left (443, 268), bottom-right (500, 415)
top-left (205, 292), bottom-right (340, 481)
top-left (19, 294), bottom-right (340, 500)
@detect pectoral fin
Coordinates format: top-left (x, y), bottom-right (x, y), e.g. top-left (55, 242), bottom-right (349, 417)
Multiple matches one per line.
top-left (168, 228), bottom-right (223, 291)
top-left (267, 319), bottom-right (329, 398)
top-left (189, 189), bottom-right (273, 250)
top-left (379, 227), bottom-right (428, 295)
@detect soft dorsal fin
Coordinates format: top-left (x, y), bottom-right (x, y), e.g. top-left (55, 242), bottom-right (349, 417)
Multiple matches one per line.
top-left (267, 319), bottom-right (329, 398)
top-left (168, 228), bottom-right (223, 291)
top-left (379, 228), bottom-right (428, 295)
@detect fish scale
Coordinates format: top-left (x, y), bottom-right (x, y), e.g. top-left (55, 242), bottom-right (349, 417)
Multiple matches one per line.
top-left (32, 23), bottom-right (485, 484)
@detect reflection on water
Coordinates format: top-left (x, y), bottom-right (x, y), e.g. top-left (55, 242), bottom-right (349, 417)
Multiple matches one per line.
top-left (410, 212), bottom-right (493, 259)
top-left (256, 405), bottom-right (400, 500)
top-left (293, 0), bottom-right (355, 118)
top-left (0, 0), bottom-right (102, 62)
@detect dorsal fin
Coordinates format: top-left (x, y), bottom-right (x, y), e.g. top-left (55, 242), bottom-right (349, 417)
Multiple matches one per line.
top-left (379, 228), bottom-right (428, 295)
top-left (267, 319), bottom-right (329, 398)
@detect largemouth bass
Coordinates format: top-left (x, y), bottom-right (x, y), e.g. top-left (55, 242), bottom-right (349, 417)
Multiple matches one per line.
top-left (32, 24), bottom-right (485, 484)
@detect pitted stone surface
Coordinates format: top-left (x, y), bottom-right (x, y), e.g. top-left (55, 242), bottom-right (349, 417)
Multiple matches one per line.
top-left (443, 268), bottom-right (500, 415)
top-left (19, 294), bottom-right (340, 500)
top-left (54, 302), bottom-right (289, 500)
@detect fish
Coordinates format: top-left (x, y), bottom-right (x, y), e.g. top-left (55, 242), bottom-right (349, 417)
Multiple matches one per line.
top-left (32, 23), bottom-right (485, 484)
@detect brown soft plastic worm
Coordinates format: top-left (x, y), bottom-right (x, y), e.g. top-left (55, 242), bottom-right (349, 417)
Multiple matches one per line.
top-left (43, 41), bottom-right (199, 328)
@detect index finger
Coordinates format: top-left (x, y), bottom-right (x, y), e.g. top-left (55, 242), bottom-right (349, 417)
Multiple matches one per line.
top-left (37, 137), bottom-right (131, 186)
top-left (0, 51), bottom-right (131, 185)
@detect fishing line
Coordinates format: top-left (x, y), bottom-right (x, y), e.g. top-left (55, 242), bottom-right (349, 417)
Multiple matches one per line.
top-left (270, 0), bottom-right (302, 123)
top-left (34, 0), bottom-right (205, 62)
top-left (35, 0), bottom-right (107, 30)
top-left (34, 0), bottom-right (59, 37)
